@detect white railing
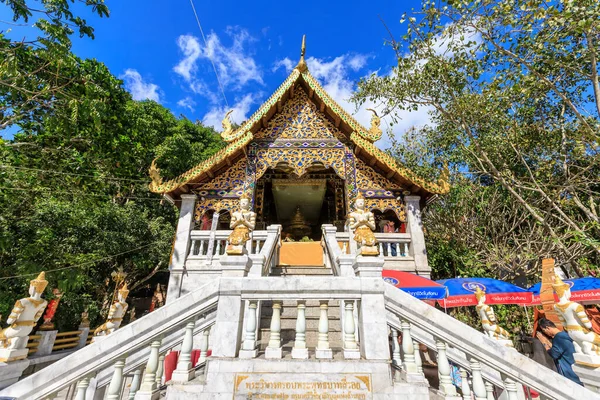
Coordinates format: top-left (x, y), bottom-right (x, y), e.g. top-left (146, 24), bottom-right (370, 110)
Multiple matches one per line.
top-left (3, 276), bottom-right (598, 400)
top-left (188, 230), bottom-right (268, 259)
top-left (333, 232), bottom-right (412, 260)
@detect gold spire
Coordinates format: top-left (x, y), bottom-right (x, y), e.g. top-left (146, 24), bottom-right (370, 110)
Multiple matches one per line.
top-left (30, 271), bottom-right (48, 294)
top-left (118, 283), bottom-right (130, 300)
top-left (296, 35), bottom-right (308, 72)
top-left (552, 275), bottom-right (570, 298)
top-left (474, 286), bottom-right (486, 301)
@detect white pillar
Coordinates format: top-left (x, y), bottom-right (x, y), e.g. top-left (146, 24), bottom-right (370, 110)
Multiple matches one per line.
top-left (199, 327), bottom-right (210, 363)
top-left (401, 321), bottom-right (418, 374)
top-left (343, 300), bottom-right (359, 359)
top-left (316, 300), bottom-right (332, 359)
top-left (391, 329), bottom-right (401, 366)
top-left (485, 382), bottom-right (495, 400)
top-left (292, 301), bottom-right (308, 359)
top-left (460, 368), bottom-right (471, 400)
top-left (413, 339), bottom-right (423, 375)
top-left (240, 300), bottom-right (258, 358)
top-left (106, 359), bottom-right (126, 400)
top-left (503, 377), bottom-right (519, 400)
top-left (166, 194), bottom-right (197, 303)
top-left (172, 320), bottom-right (195, 382)
top-left (404, 195), bottom-right (431, 276)
top-left (435, 338), bottom-right (459, 397)
top-left (135, 339), bottom-right (161, 400)
top-left (265, 301), bottom-right (282, 359)
top-left (74, 377), bottom-right (90, 400)
top-left (469, 358), bottom-right (487, 400)
top-left (127, 369), bottom-right (143, 400)
top-left (155, 354), bottom-right (165, 386)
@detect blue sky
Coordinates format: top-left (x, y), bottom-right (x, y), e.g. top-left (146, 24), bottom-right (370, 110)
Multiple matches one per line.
top-left (1, 0), bottom-right (433, 146)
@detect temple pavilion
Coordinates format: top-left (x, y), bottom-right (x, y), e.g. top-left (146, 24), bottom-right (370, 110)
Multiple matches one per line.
top-left (149, 38), bottom-right (449, 284)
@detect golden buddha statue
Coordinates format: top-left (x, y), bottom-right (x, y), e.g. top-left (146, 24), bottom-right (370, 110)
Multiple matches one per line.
top-left (287, 205), bottom-right (311, 240)
top-left (348, 192), bottom-right (379, 256)
top-left (226, 193), bottom-right (256, 255)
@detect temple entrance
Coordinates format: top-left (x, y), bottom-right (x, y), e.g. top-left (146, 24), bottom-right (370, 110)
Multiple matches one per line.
top-left (255, 167), bottom-right (346, 241)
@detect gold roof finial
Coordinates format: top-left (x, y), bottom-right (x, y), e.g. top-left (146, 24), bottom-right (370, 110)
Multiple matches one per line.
top-left (474, 286), bottom-right (486, 301)
top-left (296, 35), bottom-right (308, 72)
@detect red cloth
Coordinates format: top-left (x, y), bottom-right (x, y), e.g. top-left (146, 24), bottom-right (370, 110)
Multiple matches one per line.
top-left (191, 349), bottom-right (200, 366)
top-left (164, 351), bottom-right (178, 382)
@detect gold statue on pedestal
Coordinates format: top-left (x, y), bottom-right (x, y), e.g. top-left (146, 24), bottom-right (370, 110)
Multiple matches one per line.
top-left (348, 192), bottom-right (379, 256)
top-left (0, 272), bottom-right (48, 362)
top-left (552, 276), bottom-right (600, 364)
top-left (226, 193), bottom-right (256, 255)
top-left (94, 283), bottom-right (129, 339)
top-left (474, 287), bottom-right (512, 345)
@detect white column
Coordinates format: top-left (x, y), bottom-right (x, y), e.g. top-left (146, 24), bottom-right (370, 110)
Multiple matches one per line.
top-left (316, 300), bottom-right (332, 359)
top-left (391, 329), bottom-right (401, 366)
top-left (172, 320), bottom-right (195, 382)
top-left (106, 359), bottom-right (126, 400)
top-left (343, 300), bottom-right (359, 359)
top-left (469, 358), bottom-right (487, 400)
top-left (127, 369), bottom-right (143, 400)
top-left (166, 194), bottom-right (197, 303)
top-left (404, 195), bottom-right (431, 276)
top-left (199, 327), bottom-right (210, 363)
top-left (413, 339), bottom-right (423, 375)
top-left (265, 301), bottom-right (282, 359)
top-left (135, 339), bottom-right (162, 400)
top-left (401, 321), bottom-right (418, 374)
top-left (460, 368), bottom-right (471, 400)
top-left (485, 382), bottom-right (495, 400)
top-left (155, 354), bottom-right (165, 386)
top-left (292, 301), bottom-right (308, 359)
top-left (503, 377), bottom-right (519, 400)
top-left (435, 338), bottom-right (459, 397)
top-left (240, 300), bottom-right (258, 358)
top-left (74, 377), bottom-right (90, 400)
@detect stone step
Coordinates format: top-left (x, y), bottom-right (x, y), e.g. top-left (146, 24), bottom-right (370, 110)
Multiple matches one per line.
top-left (271, 266), bottom-right (333, 276)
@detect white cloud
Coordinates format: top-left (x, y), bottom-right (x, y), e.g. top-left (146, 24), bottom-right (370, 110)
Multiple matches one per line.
top-left (177, 97), bottom-right (196, 112)
top-left (120, 69), bottom-right (162, 102)
top-left (272, 57), bottom-right (293, 73)
top-left (173, 27), bottom-right (263, 103)
top-left (430, 22), bottom-right (483, 58)
top-left (306, 55), bottom-right (432, 149)
top-left (202, 93), bottom-right (261, 131)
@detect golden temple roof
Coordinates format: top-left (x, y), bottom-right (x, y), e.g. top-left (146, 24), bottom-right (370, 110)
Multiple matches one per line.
top-left (149, 42), bottom-right (449, 201)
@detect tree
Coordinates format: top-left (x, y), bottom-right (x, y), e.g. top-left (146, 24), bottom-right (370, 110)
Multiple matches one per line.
top-left (355, 0), bottom-right (600, 279)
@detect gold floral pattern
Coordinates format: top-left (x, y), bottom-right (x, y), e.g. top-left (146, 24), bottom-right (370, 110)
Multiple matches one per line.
top-left (254, 148), bottom-right (347, 180)
top-left (356, 158), bottom-right (402, 191)
top-left (194, 198), bottom-right (239, 221)
top-left (365, 198), bottom-right (406, 222)
top-left (198, 159), bottom-right (246, 191)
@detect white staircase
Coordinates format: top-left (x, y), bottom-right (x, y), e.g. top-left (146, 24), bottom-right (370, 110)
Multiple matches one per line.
top-left (1, 225), bottom-right (598, 400)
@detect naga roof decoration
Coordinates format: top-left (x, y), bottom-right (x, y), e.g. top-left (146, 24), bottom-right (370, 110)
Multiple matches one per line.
top-left (149, 39), bottom-right (449, 199)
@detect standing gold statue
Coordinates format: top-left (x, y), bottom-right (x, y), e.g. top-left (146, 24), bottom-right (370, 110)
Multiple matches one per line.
top-left (0, 272), bottom-right (48, 362)
top-left (94, 283), bottom-right (129, 338)
top-left (226, 193), bottom-right (256, 255)
top-left (348, 192), bottom-right (379, 256)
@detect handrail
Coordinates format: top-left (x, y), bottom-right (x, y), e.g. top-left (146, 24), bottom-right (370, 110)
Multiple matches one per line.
top-left (259, 225), bottom-right (281, 276)
top-left (322, 225), bottom-right (342, 276)
top-left (383, 284), bottom-right (596, 400)
top-left (1, 281), bottom-right (220, 400)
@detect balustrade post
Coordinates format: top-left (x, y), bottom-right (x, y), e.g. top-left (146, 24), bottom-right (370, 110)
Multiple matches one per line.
top-left (172, 320), bottom-right (195, 382)
top-left (435, 338), bottom-right (460, 398)
top-left (413, 339), bottom-right (423, 375)
top-left (405, 195), bottom-right (431, 276)
top-left (503, 377), bottom-right (519, 400)
top-left (460, 368), bottom-right (471, 400)
top-left (401, 321), bottom-right (417, 374)
top-left (106, 359), bottom-right (126, 400)
top-left (127, 369), bottom-right (143, 400)
top-left (316, 300), bottom-right (332, 359)
top-left (292, 301), bottom-right (308, 359)
top-left (73, 376), bottom-right (90, 400)
top-left (391, 328), bottom-right (401, 381)
top-left (485, 382), bottom-right (495, 400)
top-left (265, 301), bottom-right (282, 359)
top-left (135, 339), bottom-right (162, 400)
top-left (469, 358), bottom-right (487, 400)
top-left (240, 300), bottom-right (258, 358)
top-left (343, 300), bottom-right (359, 359)
top-left (199, 327), bottom-right (210, 363)
top-left (166, 194), bottom-right (196, 303)
top-left (155, 354), bottom-right (165, 386)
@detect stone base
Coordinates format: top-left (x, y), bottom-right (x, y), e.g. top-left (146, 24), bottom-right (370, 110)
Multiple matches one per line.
top-left (573, 363), bottom-right (600, 393)
top-left (225, 244), bottom-right (248, 256)
top-left (353, 255), bottom-right (385, 277)
top-left (219, 255), bottom-right (251, 277)
top-left (494, 338), bottom-right (514, 348)
top-left (399, 369), bottom-right (427, 384)
top-left (0, 347), bottom-right (28, 363)
top-left (265, 347), bottom-right (282, 359)
top-left (359, 246), bottom-right (380, 256)
top-left (291, 347), bottom-right (308, 359)
top-left (315, 348), bottom-right (333, 359)
top-left (134, 389), bottom-right (161, 400)
top-left (171, 368), bottom-right (196, 383)
top-left (575, 353), bottom-right (600, 368)
top-left (343, 348), bottom-right (360, 359)
top-left (238, 348), bottom-right (258, 359)
top-left (0, 359), bottom-right (30, 389)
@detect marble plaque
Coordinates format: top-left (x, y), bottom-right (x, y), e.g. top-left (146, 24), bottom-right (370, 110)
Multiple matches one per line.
top-left (233, 373), bottom-right (373, 399)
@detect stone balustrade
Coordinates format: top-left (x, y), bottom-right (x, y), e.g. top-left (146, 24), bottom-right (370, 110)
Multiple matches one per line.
top-left (188, 229), bottom-right (268, 260)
